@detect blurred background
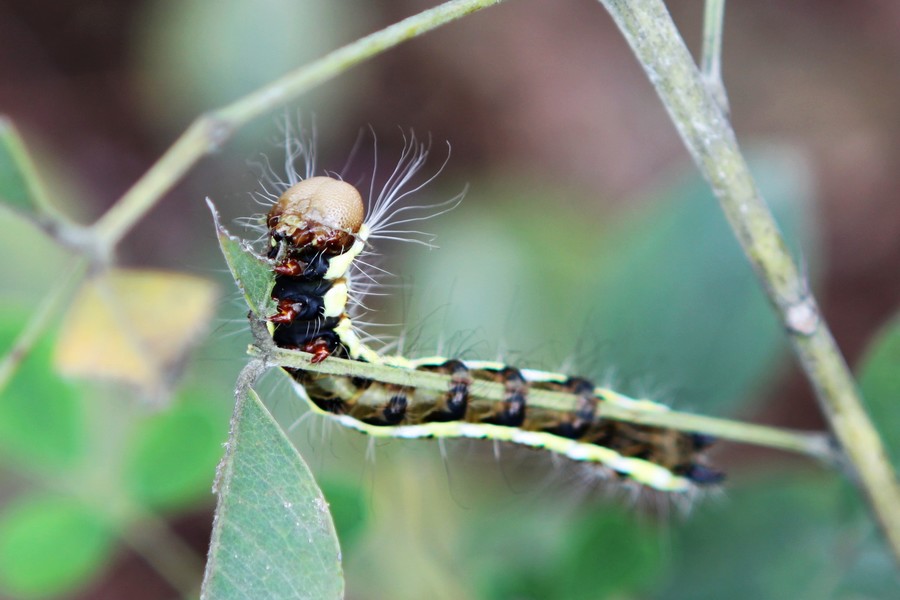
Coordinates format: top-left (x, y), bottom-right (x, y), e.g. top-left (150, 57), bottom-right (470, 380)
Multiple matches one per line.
top-left (1, 0), bottom-right (899, 598)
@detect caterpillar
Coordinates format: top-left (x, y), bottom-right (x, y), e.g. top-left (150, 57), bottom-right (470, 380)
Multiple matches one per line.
top-left (255, 133), bottom-right (724, 495)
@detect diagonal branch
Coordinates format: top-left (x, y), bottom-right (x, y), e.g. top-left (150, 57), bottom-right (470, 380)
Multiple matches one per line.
top-left (89, 0), bottom-right (504, 259)
top-left (597, 0), bottom-right (900, 562)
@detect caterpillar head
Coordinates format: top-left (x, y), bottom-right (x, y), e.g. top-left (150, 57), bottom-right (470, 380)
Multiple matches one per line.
top-left (267, 176), bottom-right (365, 254)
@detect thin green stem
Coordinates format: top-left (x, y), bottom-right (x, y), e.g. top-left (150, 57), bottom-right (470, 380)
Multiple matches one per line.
top-left (700, 0), bottom-right (729, 114)
top-left (0, 257), bottom-right (89, 393)
top-left (90, 0), bottom-right (503, 254)
top-left (0, 117), bottom-right (55, 215)
top-left (0, 116), bottom-right (101, 258)
top-left (89, 118), bottom-right (220, 263)
top-left (598, 0), bottom-right (900, 562)
top-left (247, 343), bottom-right (837, 466)
top-left (0, 116), bottom-right (102, 258)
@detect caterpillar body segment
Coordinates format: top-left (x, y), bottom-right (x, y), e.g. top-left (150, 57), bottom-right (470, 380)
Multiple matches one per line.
top-left (263, 163), bottom-right (724, 494)
top-left (287, 359), bottom-right (720, 493)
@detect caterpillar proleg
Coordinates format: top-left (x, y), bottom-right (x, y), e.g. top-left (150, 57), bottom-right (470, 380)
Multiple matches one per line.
top-left (238, 129), bottom-right (724, 495)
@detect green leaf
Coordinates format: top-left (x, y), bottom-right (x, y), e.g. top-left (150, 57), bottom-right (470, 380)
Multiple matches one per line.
top-left (317, 476), bottom-right (368, 550)
top-left (208, 199), bottom-right (275, 317)
top-left (0, 204), bottom-right (74, 305)
top-left (833, 526), bottom-right (899, 599)
top-left (659, 475), bottom-right (897, 600)
top-left (201, 387), bottom-right (343, 599)
top-left (0, 316), bottom-right (85, 470)
top-left (125, 391), bottom-right (229, 510)
top-left (554, 507), bottom-right (663, 599)
top-left (857, 312), bottom-right (900, 472)
top-left (0, 494), bottom-right (114, 599)
top-left (583, 148), bottom-right (815, 414)
top-left (481, 505), bottom-right (663, 600)
top-left (0, 117), bottom-right (40, 214)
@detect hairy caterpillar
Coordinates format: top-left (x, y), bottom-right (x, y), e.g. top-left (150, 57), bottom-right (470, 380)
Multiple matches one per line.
top-left (250, 131), bottom-right (724, 495)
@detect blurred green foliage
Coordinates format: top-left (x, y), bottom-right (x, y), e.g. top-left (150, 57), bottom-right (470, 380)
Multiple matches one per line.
top-left (660, 475), bottom-right (896, 600)
top-left (0, 495), bottom-right (114, 598)
top-left (408, 147), bottom-right (816, 415)
top-left (0, 190), bottom-right (232, 597)
top-left (858, 315), bottom-right (900, 473)
top-left (134, 0), bottom-right (360, 136)
top-left (478, 505), bottom-right (664, 600)
top-left (0, 308), bottom-right (231, 598)
top-left (124, 391), bottom-right (230, 510)
top-left (0, 318), bottom-right (85, 472)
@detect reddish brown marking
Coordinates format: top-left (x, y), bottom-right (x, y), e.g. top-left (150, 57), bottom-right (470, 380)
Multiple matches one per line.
top-left (270, 298), bottom-right (301, 324)
top-left (274, 259), bottom-right (304, 277)
top-left (287, 224), bottom-right (355, 254)
top-left (303, 339), bottom-right (333, 364)
top-left (268, 218), bottom-right (356, 256)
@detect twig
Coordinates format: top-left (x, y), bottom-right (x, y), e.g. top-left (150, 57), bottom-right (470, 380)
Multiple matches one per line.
top-left (88, 0), bottom-right (503, 257)
top-left (247, 341), bottom-right (838, 467)
top-left (700, 0), bottom-right (729, 114)
top-left (598, 0), bottom-right (900, 562)
top-left (0, 121), bottom-right (95, 390)
top-left (0, 117), bottom-right (55, 216)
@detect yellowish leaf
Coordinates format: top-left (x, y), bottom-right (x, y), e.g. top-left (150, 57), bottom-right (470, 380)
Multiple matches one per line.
top-left (55, 269), bottom-right (217, 393)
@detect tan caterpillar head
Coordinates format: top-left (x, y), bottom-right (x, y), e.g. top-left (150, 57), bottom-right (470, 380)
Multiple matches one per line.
top-left (267, 176), bottom-right (365, 253)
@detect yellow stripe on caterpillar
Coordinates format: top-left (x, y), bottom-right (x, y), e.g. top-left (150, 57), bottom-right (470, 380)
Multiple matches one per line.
top-left (321, 281), bottom-right (349, 318)
top-left (329, 414), bottom-right (693, 493)
top-left (324, 231), bottom-right (367, 280)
